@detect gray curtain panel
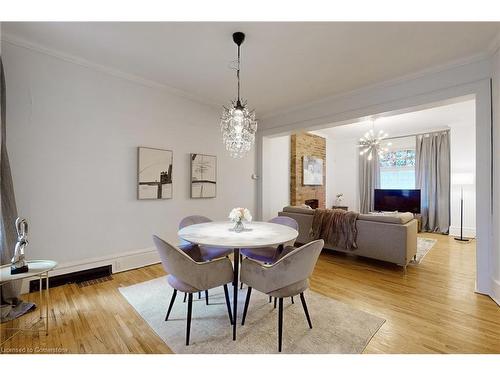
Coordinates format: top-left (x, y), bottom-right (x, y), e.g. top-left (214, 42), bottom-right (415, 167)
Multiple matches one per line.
top-left (415, 131), bottom-right (451, 233)
top-left (1, 56), bottom-right (32, 322)
top-left (359, 152), bottom-right (380, 214)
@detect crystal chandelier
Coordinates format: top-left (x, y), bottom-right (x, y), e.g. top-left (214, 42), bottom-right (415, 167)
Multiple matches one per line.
top-left (220, 32), bottom-right (257, 158)
top-left (358, 120), bottom-right (391, 161)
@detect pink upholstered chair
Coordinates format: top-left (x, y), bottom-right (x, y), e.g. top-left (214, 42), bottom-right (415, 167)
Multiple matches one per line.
top-left (179, 215), bottom-right (233, 303)
top-left (240, 239), bottom-right (324, 352)
top-left (240, 216), bottom-right (299, 303)
top-left (153, 235), bottom-right (234, 346)
top-left (240, 216), bottom-right (298, 264)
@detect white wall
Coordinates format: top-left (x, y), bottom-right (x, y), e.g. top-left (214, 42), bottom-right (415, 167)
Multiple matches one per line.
top-left (449, 120), bottom-right (476, 238)
top-left (492, 49), bottom-right (500, 303)
top-left (262, 135), bottom-right (290, 220)
top-left (325, 137), bottom-right (359, 211)
top-left (3, 42), bottom-right (256, 271)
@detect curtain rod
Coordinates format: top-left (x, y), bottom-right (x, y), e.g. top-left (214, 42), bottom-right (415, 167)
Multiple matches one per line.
top-left (384, 128), bottom-right (450, 141)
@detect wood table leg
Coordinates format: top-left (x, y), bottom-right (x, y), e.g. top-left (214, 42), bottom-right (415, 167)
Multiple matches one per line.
top-left (233, 248), bottom-right (240, 341)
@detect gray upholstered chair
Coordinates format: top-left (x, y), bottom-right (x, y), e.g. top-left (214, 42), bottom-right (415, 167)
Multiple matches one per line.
top-left (179, 215), bottom-right (233, 303)
top-left (153, 235), bottom-right (234, 346)
top-left (240, 216), bottom-right (299, 302)
top-left (240, 239), bottom-right (324, 352)
top-left (240, 216), bottom-right (298, 264)
top-left (179, 215), bottom-right (233, 261)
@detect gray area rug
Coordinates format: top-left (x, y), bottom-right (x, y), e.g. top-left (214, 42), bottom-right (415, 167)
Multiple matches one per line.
top-left (410, 237), bottom-right (437, 265)
top-left (119, 277), bottom-right (385, 354)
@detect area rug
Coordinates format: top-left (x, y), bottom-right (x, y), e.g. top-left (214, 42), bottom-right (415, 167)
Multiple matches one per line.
top-left (119, 277), bottom-right (385, 354)
top-left (410, 237), bottom-right (437, 264)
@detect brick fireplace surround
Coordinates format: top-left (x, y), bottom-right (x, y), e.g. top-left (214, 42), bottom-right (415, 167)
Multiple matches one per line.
top-left (290, 132), bottom-right (326, 208)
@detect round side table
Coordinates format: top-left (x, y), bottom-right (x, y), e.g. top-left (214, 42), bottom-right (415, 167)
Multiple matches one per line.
top-left (0, 260), bottom-right (57, 346)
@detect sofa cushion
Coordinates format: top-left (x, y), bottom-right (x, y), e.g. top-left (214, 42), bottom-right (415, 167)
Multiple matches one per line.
top-left (358, 212), bottom-right (414, 224)
top-left (282, 205), bottom-right (315, 215)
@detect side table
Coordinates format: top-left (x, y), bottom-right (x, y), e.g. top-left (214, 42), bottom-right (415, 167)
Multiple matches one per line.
top-left (0, 260), bottom-right (57, 346)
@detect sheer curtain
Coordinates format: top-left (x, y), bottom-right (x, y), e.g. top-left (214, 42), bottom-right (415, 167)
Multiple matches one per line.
top-left (359, 152), bottom-right (380, 214)
top-left (1, 56), bottom-right (30, 322)
top-left (415, 131), bottom-right (451, 233)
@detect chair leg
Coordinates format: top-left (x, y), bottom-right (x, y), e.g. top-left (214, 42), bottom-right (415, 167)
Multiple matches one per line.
top-left (291, 296), bottom-right (294, 304)
top-left (241, 287), bottom-right (252, 326)
top-left (278, 298), bottom-right (283, 352)
top-left (186, 293), bottom-right (193, 346)
top-left (165, 289), bottom-right (177, 321)
top-left (269, 295), bottom-right (272, 303)
top-left (274, 297), bottom-right (277, 309)
top-left (299, 292), bottom-right (312, 329)
top-left (239, 254), bottom-right (243, 290)
top-left (205, 290), bottom-right (209, 305)
top-left (183, 292), bottom-right (187, 303)
top-left (223, 284), bottom-right (233, 325)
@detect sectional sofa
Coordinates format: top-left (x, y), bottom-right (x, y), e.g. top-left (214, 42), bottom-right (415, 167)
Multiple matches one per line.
top-left (278, 206), bottom-right (418, 269)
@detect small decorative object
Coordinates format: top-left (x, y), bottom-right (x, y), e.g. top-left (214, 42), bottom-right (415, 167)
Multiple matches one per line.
top-left (303, 156), bottom-right (323, 185)
top-left (220, 32), bottom-right (258, 158)
top-left (358, 118), bottom-right (391, 161)
top-left (229, 207), bottom-right (252, 233)
top-left (137, 147), bottom-right (173, 200)
top-left (11, 217), bottom-right (29, 275)
top-left (191, 154), bottom-right (216, 198)
top-left (335, 193), bottom-right (344, 205)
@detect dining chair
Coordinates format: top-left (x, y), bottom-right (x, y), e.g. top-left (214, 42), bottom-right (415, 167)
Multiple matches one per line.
top-left (240, 216), bottom-right (298, 264)
top-left (179, 215), bottom-right (233, 303)
top-left (240, 216), bottom-right (299, 303)
top-left (153, 235), bottom-right (234, 346)
top-left (239, 239), bottom-right (324, 352)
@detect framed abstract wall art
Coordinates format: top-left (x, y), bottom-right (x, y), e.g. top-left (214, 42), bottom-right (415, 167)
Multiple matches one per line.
top-left (137, 147), bottom-right (173, 199)
top-left (190, 153), bottom-right (216, 198)
top-left (302, 156), bottom-right (323, 186)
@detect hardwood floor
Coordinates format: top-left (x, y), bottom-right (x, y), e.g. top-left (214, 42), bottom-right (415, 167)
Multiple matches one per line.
top-left (1, 233), bottom-right (499, 354)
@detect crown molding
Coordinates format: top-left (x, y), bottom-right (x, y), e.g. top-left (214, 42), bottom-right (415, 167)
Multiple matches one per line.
top-left (261, 50), bottom-right (491, 121)
top-left (1, 33), bottom-right (221, 111)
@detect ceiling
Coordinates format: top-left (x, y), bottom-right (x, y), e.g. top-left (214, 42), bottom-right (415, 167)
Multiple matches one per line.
top-left (312, 99), bottom-right (475, 141)
top-left (2, 22), bottom-right (499, 116)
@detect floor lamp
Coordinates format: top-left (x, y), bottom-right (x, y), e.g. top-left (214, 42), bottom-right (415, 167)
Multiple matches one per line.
top-left (451, 173), bottom-right (474, 242)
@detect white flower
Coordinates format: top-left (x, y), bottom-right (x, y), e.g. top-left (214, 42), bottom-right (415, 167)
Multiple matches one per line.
top-left (228, 207), bottom-right (252, 222)
top-left (242, 208), bottom-right (252, 222)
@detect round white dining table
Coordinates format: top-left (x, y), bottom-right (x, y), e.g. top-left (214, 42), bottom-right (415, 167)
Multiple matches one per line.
top-left (178, 221), bottom-right (298, 340)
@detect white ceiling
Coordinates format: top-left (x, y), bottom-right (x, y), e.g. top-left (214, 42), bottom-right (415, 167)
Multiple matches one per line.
top-left (2, 22), bottom-right (499, 116)
top-left (312, 99), bottom-right (475, 141)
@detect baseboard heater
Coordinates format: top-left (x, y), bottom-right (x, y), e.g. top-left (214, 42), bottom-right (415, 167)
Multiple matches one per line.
top-left (29, 265), bottom-right (112, 292)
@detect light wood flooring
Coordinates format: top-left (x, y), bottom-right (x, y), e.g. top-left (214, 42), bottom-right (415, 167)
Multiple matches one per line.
top-left (1, 233), bottom-right (499, 354)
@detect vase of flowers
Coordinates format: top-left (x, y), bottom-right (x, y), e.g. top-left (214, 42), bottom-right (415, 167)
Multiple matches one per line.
top-left (229, 207), bottom-right (252, 232)
top-left (335, 193), bottom-right (344, 205)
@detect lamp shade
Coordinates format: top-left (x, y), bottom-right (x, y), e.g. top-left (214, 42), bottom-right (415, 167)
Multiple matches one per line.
top-left (451, 172), bottom-right (474, 186)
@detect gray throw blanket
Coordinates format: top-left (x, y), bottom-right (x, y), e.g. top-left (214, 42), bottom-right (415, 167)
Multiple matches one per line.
top-left (310, 209), bottom-right (359, 250)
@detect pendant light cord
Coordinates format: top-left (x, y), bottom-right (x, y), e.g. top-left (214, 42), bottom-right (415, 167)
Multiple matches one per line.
top-left (237, 44), bottom-right (241, 102)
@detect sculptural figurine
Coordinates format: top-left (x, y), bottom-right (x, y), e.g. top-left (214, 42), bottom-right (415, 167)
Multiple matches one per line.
top-left (11, 217), bottom-right (29, 274)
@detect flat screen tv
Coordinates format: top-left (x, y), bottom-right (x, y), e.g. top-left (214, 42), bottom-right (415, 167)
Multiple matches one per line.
top-left (374, 189), bottom-right (421, 214)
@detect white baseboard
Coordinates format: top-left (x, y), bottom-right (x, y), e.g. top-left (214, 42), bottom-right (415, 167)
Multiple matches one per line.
top-left (448, 226), bottom-right (476, 238)
top-left (20, 247), bottom-right (160, 294)
top-left (491, 277), bottom-right (500, 307)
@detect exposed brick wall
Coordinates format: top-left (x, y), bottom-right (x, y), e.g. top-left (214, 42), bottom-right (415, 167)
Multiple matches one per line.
top-left (290, 132), bottom-right (326, 208)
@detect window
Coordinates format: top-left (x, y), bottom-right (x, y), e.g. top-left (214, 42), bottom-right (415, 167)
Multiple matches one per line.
top-left (379, 149), bottom-right (416, 189)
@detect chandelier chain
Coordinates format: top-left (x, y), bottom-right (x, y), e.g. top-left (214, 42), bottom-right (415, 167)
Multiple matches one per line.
top-left (237, 44), bottom-right (241, 102)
